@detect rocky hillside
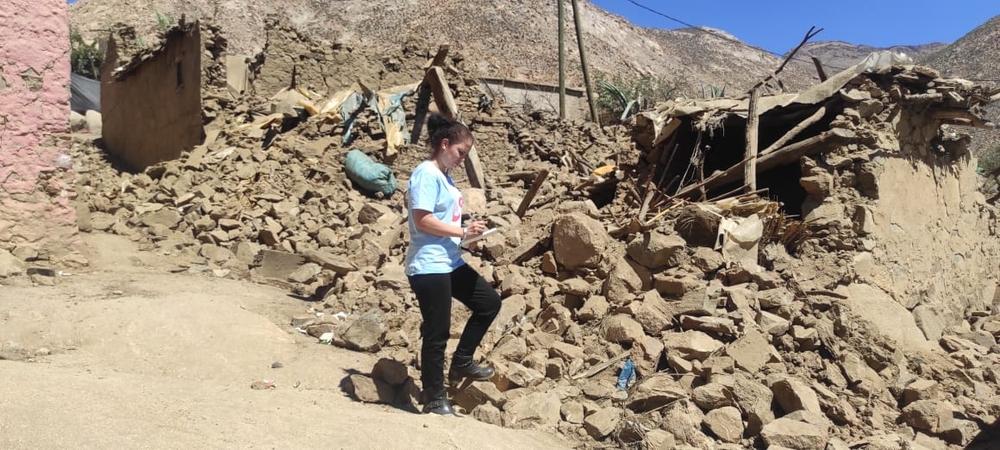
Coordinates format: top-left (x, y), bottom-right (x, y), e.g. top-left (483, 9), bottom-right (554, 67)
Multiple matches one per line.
top-left (69, 0), bottom-right (820, 94)
top-left (799, 41), bottom-right (946, 72)
top-left (922, 15), bottom-right (1000, 82)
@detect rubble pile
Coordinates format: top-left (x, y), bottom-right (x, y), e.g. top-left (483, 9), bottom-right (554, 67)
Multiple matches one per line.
top-left (63, 22), bottom-right (1000, 449)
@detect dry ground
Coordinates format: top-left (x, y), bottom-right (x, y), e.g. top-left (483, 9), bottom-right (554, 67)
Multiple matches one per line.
top-left (0, 233), bottom-right (568, 449)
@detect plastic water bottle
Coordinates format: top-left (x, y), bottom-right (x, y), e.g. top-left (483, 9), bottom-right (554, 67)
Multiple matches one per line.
top-left (617, 357), bottom-right (636, 390)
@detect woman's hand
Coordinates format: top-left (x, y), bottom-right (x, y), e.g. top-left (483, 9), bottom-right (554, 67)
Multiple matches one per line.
top-left (465, 220), bottom-right (487, 239)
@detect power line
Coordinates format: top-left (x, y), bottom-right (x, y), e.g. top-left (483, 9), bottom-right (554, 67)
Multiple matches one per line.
top-left (623, 0), bottom-right (850, 71)
top-left (622, 0), bottom-right (1000, 85)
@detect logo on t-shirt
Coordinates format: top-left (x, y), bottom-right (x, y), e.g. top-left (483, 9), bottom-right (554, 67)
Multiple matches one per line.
top-left (453, 196), bottom-right (464, 223)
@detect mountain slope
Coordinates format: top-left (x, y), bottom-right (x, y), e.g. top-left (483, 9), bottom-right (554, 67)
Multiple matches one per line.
top-left (801, 41), bottom-right (946, 72)
top-left (921, 15), bottom-right (1000, 81)
top-left (920, 15), bottom-right (1000, 160)
top-left (69, 0), bottom-right (820, 94)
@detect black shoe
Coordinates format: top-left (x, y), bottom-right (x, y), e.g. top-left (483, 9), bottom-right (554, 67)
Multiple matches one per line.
top-left (448, 359), bottom-right (496, 382)
top-left (422, 398), bottom-right (456, 416)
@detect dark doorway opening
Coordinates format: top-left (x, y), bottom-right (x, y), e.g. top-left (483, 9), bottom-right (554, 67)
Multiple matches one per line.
top-left (653, 105), bottom-right (831, 217)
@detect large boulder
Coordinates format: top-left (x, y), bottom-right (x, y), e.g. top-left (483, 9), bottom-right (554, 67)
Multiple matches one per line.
top-left (583, 407), bottom-right (621, 439)
top-left (503, 392), bottom-right (561, 428)
top-left (662, 330), bottom-right (724, 361)
top-left (836, 283), bottom-right (932, 352)
top-left (552, 213), bottom-right (610, 269)
top-left (601, 314), bottom-right (645, 344)
top-left (341, 310), bottom-right (385, 352)
top-left (602, 256), bottom-right (644, 304)
top-left (760, 418), bottom-right (829, 450)
top-left (704, 406), bottom-right (744, 443)
top-left (626, 231), bottom-right (687, 269)
top-left (771, 377), bottom-right (823, 416)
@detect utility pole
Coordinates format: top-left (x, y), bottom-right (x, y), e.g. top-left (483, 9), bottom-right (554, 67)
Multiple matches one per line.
top-left (570, 0), bottom-right (599, 126)
top-left (557, 0), bottom-right (566, 120)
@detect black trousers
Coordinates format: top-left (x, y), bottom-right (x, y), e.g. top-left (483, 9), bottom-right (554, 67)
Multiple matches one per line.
top-left (408, 264), bottom-right (501, 398)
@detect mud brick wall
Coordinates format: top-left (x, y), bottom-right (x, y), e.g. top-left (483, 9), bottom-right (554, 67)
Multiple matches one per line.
top-left (101, 24), bottom-right (203, 170)
top-left (0, 0), bottom-right (80, 261)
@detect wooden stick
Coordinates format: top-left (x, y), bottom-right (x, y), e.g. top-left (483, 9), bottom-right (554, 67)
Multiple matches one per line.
top-left (675, 128), bottom-right (856, 199)
top-left (752, 26), bottom-right (823, 91)
top-left (638, 184), bottom-right (655, 219)
top-left (656, 134), bottom-right (680, 187)
top-left (572, 350), bottom-right (631, 380)
top-left (516, 169), bottom-right (550, 217)
top-left (811, 57), bottom-right (828, 82)
top-left (708, 186), bottom-right (768, 202)
top-left (744, 87), bottom-right (761, 193)
top-left (424, 67), bottom-right (486, 189)
top-left (761, 106), bottom-right (827, 155)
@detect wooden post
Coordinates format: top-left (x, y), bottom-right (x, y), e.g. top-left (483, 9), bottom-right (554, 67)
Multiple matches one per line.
top-left (557, 0), bottom-right (566, 120)
top-left (811, 57), bottom-right (828, 82)
top-left (744, 87), bottom-right (760, 193)
top-left (570, 0), bottom-right (600, 126)
top-left (425, 67), bottom-right (486, 189)
top-left (516, 169), bottom-right (550, 217)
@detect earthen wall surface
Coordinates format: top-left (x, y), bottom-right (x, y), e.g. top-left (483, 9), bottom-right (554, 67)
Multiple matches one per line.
top-left (0, 0), bottom-right (80, 259)
top-left (859, 112), bottom-right (1000, 325)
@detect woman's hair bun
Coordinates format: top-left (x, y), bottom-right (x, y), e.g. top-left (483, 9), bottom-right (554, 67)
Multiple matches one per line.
top-left (426, 113), bottom-right (453, 135)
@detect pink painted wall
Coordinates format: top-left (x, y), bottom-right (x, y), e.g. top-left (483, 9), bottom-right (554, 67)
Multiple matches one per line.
top-left (0, 0), bottom-right (81, 262)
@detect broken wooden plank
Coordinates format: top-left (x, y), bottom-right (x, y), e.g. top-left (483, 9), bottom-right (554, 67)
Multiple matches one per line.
top-left (744, 87), bottom-right (761, 193)
top-left (811, 57), bottom-right (828, 82)
top-left (675, 128), bottom-right (857, 199)
top-left (572, 350), bottom-right (631, 380)
top-left (516, 169), bottom-right (550, 218)
top-left (425, 66), bottom-right (486, 189)
top-left (761, 106), bottom-right (827, 155)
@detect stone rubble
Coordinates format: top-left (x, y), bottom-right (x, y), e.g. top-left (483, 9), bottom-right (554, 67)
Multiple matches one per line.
top-left (52, 21), bottom-right (1000, 450)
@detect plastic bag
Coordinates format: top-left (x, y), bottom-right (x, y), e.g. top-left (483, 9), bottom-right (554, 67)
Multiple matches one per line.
top-left (616, 357), bottom-right (636, 390)
top-left (344, 149), bottom-right (397, 197)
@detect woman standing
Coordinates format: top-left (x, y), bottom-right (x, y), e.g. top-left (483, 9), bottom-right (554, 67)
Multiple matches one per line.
top-left (405, 113), bottom-right (501, 415)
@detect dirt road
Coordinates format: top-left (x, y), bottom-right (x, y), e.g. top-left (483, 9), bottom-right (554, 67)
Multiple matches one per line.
top-left (0, 233), bottom-right (569, 449)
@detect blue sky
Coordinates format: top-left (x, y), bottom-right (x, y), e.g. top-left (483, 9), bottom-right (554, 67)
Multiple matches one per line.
top-left (592, 0), bottom-right (999, 53)
top-left (66, 0), bottom-right (998, 53)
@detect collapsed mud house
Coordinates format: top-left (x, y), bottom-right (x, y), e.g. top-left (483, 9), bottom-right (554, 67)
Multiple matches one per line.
top-left (633, 54), bottom-right (1000, 341)
top-left (48, 19), bottom-right (1000, 449)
